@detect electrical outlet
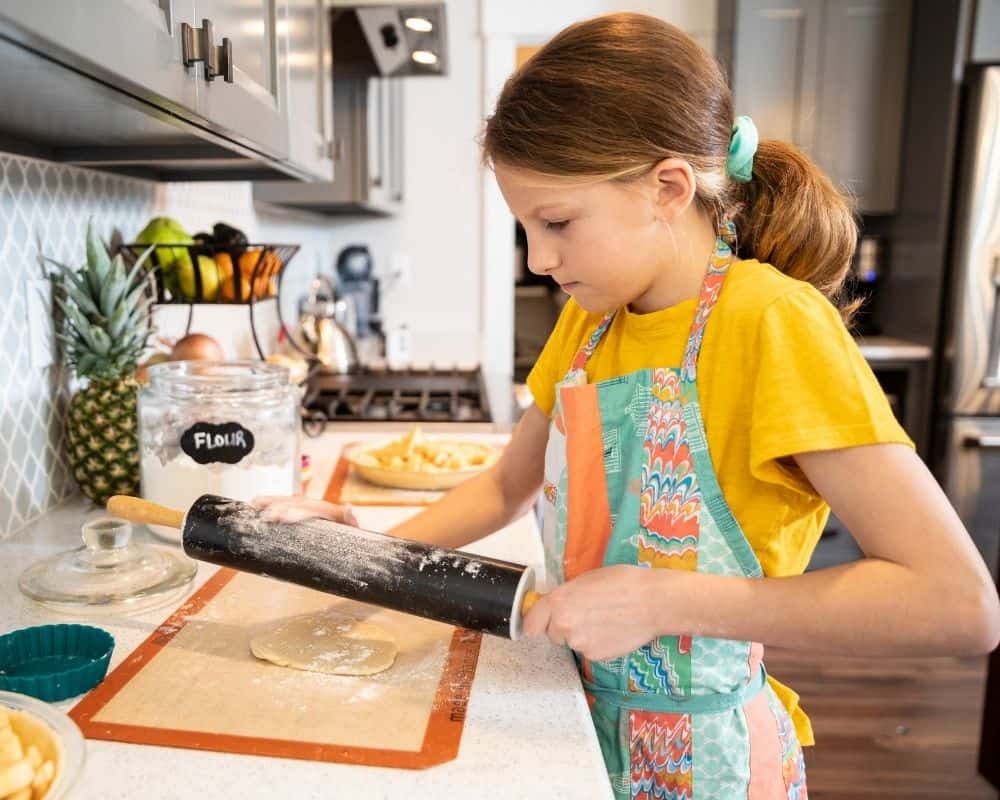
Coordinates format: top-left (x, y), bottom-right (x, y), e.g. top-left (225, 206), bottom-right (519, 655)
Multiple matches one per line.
top-left (390, 252), bottom-right (412, 290)
top-left (26, 279), bottom-right (55, 369)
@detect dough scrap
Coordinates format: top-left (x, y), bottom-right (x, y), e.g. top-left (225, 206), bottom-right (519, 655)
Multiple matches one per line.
top-left (249, 612), bottom-right (397, 676)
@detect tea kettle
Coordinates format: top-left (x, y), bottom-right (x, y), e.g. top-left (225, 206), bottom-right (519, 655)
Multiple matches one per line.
top-left (296, 275), bottom-right (359, 374)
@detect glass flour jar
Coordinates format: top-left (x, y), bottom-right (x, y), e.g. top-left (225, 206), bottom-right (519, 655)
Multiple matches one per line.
top-left (139, 361), bottom-right (301, 541)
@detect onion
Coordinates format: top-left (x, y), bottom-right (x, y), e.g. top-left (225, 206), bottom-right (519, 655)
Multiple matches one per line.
top-left (170, 333), bottom-right (225, 362)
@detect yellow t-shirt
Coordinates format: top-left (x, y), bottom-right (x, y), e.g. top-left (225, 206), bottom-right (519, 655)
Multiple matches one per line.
top-left (527, 258), bottom-right (914, 747)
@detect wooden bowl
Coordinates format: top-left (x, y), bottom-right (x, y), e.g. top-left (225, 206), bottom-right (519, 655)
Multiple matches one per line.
top-left (344, 440), bottom-right (500, 491)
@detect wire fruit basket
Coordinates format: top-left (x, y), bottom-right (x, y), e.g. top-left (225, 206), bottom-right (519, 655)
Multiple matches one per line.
top-left (118, 242), bottom-right (301, 360)
top-left (118, 242), bottom-right (300, 305)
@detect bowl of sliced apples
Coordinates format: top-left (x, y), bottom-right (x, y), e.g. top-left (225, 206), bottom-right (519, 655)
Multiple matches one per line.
top-left (344, 427), bottom-right (501, 491)
top-left (0, 691), bottom-right (84, 799)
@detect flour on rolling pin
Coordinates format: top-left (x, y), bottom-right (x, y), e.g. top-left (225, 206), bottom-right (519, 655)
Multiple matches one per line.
top-left (214, 500), bottom-right (491, 590)
top-left (183, 495), bottom-right (536, 639)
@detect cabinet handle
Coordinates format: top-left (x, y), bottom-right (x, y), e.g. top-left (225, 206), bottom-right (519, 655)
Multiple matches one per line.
top-left (963, 435), bottom-right (1000, 448)
top-left (181, 19), bottom-right (234, 83)
top-left (325, 139), bottom-right (343, 161)
top-left (219, 36), bottom-right (234, 83)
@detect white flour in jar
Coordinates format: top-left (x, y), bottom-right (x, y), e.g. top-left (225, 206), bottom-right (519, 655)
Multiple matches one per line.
top-left (142, 452), bottom-right (296, 541)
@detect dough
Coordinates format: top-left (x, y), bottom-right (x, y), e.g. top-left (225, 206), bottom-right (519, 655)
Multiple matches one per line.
top-left (250, 612), bottom-right (398, 676)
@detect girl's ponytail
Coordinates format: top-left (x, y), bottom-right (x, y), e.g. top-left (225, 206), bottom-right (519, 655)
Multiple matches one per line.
top-left (730, 139), bottom-right (861, 324)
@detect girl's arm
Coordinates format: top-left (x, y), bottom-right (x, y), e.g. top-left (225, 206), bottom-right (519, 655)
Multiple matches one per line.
top-left (254, 405), bottom-right (550, 551)
top-left (526, 443), bottom-right (1000, 659)
top-left (672, 442), bottom-right (1000, 656)
top-left (388, 404), bottom-right (550, 548)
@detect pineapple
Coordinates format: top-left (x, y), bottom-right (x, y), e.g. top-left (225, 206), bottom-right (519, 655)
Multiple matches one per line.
top-left (48, 221), bottom-right (155, 505)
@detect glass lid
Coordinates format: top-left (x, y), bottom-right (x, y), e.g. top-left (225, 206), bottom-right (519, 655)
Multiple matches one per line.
top-left (19, 517), bottom-right (197, 614)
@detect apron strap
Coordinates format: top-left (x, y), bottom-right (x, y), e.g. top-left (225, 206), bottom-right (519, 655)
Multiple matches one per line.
top-left (679, 221), bottom-right (738, 386)
top-left (582, 664), bottom-right (767, 715)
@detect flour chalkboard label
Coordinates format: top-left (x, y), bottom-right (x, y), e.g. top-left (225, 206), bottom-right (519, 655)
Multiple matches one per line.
top-left (181, 422), bottom-right (255, 465)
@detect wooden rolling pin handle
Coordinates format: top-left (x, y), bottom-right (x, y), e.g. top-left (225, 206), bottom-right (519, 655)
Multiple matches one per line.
top-left (521, 590), bottom-right (544, 615)
top-left (107, 495), bottom-right (186, 530)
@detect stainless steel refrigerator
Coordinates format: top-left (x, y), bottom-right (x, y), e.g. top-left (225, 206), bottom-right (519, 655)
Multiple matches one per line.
top-left (937, 64), bottom-right (1000, 574)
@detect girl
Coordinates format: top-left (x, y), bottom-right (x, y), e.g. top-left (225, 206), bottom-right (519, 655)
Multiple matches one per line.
top-left (256, 13), bottom-right (1000, 798)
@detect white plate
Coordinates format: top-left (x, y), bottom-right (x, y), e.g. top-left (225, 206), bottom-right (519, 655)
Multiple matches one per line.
top-left (344, 440), bottom-right (500, 491)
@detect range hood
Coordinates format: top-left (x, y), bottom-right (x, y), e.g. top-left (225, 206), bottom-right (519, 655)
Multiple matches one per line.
top-left (331, 2), bottom-right (448, 78)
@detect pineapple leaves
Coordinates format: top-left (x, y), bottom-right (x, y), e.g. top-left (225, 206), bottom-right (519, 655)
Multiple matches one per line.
top-left (48, 220), bottom-right (156, 381)
top-left (128, 244), bottom-right (156, 278)
top-left (99, 255), bottom-right (128, 316)
top-left (45, 258), bottom-right (102, 318)
top-left (85, 221), bottom-right (113, 296)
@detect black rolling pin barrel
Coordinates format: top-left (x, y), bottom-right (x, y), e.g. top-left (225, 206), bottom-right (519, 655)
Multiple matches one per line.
top-left (183, 495), bottom-right (535, 639)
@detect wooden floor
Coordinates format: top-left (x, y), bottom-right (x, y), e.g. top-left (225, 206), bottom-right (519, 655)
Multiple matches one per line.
top-left (767, 648), bottom-right (996, 799)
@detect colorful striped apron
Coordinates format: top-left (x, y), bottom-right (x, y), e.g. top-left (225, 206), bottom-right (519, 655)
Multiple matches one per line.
top-left (540, 224), bottom-right (808, 799)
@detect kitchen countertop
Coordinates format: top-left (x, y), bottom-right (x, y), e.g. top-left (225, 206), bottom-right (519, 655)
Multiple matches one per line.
top-left (853, 335), bottom-right (933, 362)
top-left (0, 429), bottom-right (612, 800)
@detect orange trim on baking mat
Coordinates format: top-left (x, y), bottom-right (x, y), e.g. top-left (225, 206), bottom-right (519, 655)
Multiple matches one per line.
top-left (70, 569), bottom-right (482, 769)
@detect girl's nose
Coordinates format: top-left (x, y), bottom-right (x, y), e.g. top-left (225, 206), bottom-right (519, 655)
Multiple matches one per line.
top-left (526, 241), bottom-right (560, 275)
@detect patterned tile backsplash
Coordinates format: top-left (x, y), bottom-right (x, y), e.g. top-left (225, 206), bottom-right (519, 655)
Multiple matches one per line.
top-left (0, 152), bottom-right (343, 537)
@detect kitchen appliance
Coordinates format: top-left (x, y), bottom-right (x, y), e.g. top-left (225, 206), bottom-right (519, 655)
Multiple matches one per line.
top-left (845, 234), bottom-right (885, 337)
top-left (936, 64), bottom-right (1000, 575)
top-left (294, 274), bottom-right (360, 373)
top-left (303, 365), bottom-right (491, 424)
top-left (331, 2), bottom-right (448, 78)
top-left (335, 244), bottom-right (380, 340)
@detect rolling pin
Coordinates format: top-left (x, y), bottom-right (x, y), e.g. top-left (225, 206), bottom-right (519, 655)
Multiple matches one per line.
top-left (108, 494), bottom-right (542, 640)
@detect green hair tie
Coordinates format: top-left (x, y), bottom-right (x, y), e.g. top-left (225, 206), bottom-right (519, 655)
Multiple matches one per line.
top-left (727, 115), bottom-right (758, 183)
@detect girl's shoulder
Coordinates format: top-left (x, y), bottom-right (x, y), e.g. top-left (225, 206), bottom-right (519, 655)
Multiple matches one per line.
top-left (719, 259), bottom-right (843, 332)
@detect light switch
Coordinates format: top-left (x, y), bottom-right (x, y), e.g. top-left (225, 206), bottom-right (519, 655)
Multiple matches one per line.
top-left (26, 279), bottom-right (55, 370)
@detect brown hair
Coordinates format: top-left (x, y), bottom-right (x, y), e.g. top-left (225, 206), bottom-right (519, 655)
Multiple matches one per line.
top-left (482, 13), bottom-right (860, 322)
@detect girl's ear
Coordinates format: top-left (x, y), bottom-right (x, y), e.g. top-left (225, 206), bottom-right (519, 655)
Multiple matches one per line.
top-left (647, 157), bottom-right (697, 224)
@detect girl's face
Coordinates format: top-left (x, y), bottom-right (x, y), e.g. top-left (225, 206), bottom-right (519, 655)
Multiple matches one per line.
top-left (494, 162), bottom-right (674, 314)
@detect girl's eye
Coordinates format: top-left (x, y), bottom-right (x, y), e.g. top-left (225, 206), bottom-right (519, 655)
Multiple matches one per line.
top-left (544, 220), bottom-right (570, 231)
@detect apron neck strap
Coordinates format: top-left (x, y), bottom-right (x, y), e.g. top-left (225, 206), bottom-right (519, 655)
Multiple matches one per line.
top-left (563, 222), bottom-right (739, 380)
top-left (680, 221), bottom-right (738, 385)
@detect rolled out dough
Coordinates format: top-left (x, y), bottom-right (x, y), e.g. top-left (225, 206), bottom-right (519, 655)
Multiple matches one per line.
top-left (249, 612), bottom-right (398, 676)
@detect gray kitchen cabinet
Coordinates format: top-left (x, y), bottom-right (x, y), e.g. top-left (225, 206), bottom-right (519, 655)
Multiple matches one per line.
top-left (722, 0), bottom-right (911, 213)
top-left (365, 76), bottom-right (404, 209)
top-left (814, 0), bottom-right (910, 212)
top-left (0, 0), bottom-right (200, 118)
top-left (254, 74), bottom-right (404, 214)
top-left (191, 0), bottom-right (288, 161)
top-left (730, 0), bottom-right (823, 156)
top-left (0, 0), bottom-right (328, 180)
top-left (282, 0), bottom-right (335, 180)
top-left (972, 0), bottom-right (1000, 63)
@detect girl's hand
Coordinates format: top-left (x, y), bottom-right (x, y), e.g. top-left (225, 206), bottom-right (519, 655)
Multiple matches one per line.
top-left (251, 495), bottom-right (359, 526)
top-left (523, 565), bottom-right (685, 661)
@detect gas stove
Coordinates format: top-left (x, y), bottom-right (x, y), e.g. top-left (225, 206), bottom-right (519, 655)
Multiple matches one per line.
top-left (302, 366), bottom-right (491, 434)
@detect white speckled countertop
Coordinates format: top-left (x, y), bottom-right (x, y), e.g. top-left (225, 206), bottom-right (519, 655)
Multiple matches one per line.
top-left (0, 428), bottom-right (612, 800)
